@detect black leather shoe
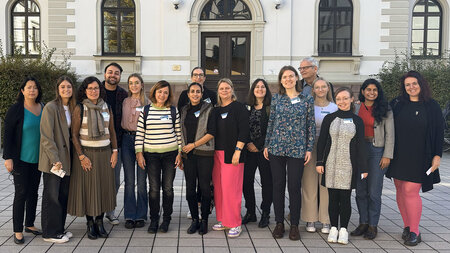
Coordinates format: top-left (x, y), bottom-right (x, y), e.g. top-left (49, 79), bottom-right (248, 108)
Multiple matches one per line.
top-left (135, 220), bottom-right (145, 228)
top-left (242, 213), bottom-right (257, 224)
top-left (199, 219), bottom-right (208, 235)
top-left (350, 223), bottom-right (369, 236)
top-left (95, 219), bottom-right (108, 238)
top-left (147, 220), bottom-right (158, 234)
top-left (13, 233), bottom-right (24, 244)
top-left (125, 220), bottom-right (135, 229)
top-left (187, 219), bottom-right (200, 234)
top-left (86, 220), bottom-right (98, 240)
top-left (289, 225), bottom-right (300, 241)
top-left (159, 220), bottom-right (170, 233)
top-left (363, 225), bottom-right (378, 240)
top-left (272, 223), bottom-right (285, 239)
top-left (25, 227), bottom-right (43, 236)
top-left (258, 212), bottom-right (270, 228)
top-left (402, 226), bottom-right (410, 241)
top-left (405, 232), bottom-right (421, 246)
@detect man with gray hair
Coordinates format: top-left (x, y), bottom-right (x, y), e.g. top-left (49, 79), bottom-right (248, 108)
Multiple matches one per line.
top-left (298, 57), bottom-right (334, 98)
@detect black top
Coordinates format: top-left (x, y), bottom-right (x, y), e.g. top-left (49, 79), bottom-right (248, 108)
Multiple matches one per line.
top-left (102, 82), bottom-right (128, 146)
top-left (184, 103), bottom-right (202, 143)
top-left (177, 86), bottom-right (217, 112)
top-left (316, 109), bottom-right (368, 189)
top-left (387, 97), bottom-right (443, 192)
top-left (248, 105), bottom-right (270, 151)
top-left (213, 101), bottom-right (249, 164)
top-left (3, 102), bottom-right (25, 162)
top-left (389, 102), bottom-right (427, 183)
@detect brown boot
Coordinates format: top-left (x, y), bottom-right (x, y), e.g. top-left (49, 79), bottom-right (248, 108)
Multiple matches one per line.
top-left (289, 225), bottom-right (300, 241)
top-left (272, 223), bottom-right (285, 238)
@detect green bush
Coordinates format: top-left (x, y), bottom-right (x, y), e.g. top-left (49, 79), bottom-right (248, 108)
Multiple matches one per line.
top-left (0, 42), bottom-right (78, 121)
top-left (377, 52), bottom-right (450, 108)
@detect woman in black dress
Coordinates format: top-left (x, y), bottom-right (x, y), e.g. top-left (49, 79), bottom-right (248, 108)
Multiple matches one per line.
top-left (387, 71), bottom-right (443, 246)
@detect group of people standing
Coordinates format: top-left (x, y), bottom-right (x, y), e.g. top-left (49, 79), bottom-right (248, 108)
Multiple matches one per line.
top-left (3, 57), bottom-right (443, 247)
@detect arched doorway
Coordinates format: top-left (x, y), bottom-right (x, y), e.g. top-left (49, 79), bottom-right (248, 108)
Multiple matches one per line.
top-left (189, 0), bottom-right (265, 102)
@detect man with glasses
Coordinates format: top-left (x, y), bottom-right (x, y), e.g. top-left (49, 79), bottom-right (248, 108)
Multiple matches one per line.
top-left (298, 57), bottom-right (334, 98)
top-left (103, 62), bottom-right (128, 225)
top-left (177, 67), bottom-right (217, 111)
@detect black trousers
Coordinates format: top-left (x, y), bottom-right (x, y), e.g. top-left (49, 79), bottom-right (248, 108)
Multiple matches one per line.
top-left (269, 154), bottom-right (304, 226)
top-left (12, 160), bottom-right (42, 232)
top-left (183, 154), bottom-right (213, 220)
top-left (243, 151), bottom-right (273, 214)
top-left (328, 188), bottom-right (352, 228)
top-left (41, 172), bottom-right (70, 238)
top-left (144, 151), bottom-right (177, 221)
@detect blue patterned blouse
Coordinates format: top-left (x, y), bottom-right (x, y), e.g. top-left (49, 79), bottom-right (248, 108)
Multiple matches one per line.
top-left (264, 93), bottom-right (315, 158)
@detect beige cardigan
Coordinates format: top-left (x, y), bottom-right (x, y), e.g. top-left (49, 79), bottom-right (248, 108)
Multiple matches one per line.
top-left (38, 100), bottom-right (72, 175)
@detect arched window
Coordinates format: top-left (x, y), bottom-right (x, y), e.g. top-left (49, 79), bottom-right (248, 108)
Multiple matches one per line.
top-left (412, 0), bottom-right (442, 57)
top-left (201, 0), bottom-right (251, 20)
top-left (11, 0), bottom-right (40, 55)
top-left (318, 0), bottom-right (353, 56)
top-left (102, 0), bottom-right (136, 55)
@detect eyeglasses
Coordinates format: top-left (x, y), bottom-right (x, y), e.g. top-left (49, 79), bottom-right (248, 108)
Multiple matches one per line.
top-left (86, 87), bottom-right (100, 92)
top-left (298, 65), bottom-right (314, 71)
top-left (192, 73), bottom-right (205, 78)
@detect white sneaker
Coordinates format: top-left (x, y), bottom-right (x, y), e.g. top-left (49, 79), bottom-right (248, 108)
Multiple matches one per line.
top-left (64, 231), bottom-right (73, 239)
top-left (186, 210), bottom-right (192, 219)
top-left (212, 222), bottom-right (225, 231)
top-left (105, 214), bottom-right (119, 225)
top-left (306, 222), bottom-right (316, 233)
top-left (337, 227), bottom-right (349, 245)
top-left (321, 224), bottom-right (330, 234)
top-left (327, 226), bottom-right (338, 243)
top-left (227, 226), bottom-right (242, 238)
top-left (43, 234), bottom-right (69, 243)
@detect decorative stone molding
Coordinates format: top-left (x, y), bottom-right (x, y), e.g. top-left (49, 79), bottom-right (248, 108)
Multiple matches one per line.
top-left (314, 55), bottom-right (362, 75)
top-left (93, 55), bottom-right (142, 74)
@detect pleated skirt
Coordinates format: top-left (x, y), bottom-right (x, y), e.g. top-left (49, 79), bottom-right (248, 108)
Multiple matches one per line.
top-left (67, 146), bottom-right (116, 217)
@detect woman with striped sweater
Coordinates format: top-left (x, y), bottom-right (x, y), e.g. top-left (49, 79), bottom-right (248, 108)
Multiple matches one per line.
top-left (135, 80), bottom-right (182, 234)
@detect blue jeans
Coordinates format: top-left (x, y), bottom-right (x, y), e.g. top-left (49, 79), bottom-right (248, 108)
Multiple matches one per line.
top-left (122, 133), bottom-right (148, 221)
top-left (106, 147), bottom-right (122, 218)
top-left (355, 142), bottom-right (386, 226)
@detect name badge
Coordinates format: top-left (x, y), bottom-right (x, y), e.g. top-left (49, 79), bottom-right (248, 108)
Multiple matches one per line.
top-left (101, 111), bottom-right (109, 119)
top-left (204, 97), bottom-right (211, 104)
top-left (321, 111), bottom-right (330, 115)
top-left (136, 106), bottom-right (143, 112)
top-left (160, 115), bottom-right (171, 121)
top-left (194, 110), bottom-right (200, 118)
top-left (343, 118), bottom-right (353, 124)
top-left (291, 97), bottom-right (300, 104)
top-left (221, 112), bottom-right (228, 119)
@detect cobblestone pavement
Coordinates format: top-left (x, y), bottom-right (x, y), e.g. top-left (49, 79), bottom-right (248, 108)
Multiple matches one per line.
top-left (0, 153), bottom-right (449, 253)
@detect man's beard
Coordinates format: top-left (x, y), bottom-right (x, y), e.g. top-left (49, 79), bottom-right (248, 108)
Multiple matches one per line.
top-left (106, 77), bottom-right (119, 85)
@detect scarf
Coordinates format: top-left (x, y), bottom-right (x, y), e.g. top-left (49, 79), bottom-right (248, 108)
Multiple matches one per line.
top-left (82, 98), bottom-right (106, 138)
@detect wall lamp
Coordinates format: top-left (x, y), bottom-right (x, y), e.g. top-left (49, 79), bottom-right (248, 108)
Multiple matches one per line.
top-left (172, 0), bottom-right (181, 9)
top-left (274, 0), bottom-right (282, 9)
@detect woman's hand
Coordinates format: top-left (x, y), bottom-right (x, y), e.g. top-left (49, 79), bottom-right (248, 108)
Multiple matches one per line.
top-left (362, 172), bottom-right (368, 179)
top-left (136, 152), bottom-right (146, 169)
top-left (379, 157), bottom-right (391, 169)
top-left (80, 155), bottom-right (92, 172)
top-left (316, 166), bottom-right (324, 174)
top-left (263, 148), bottom-right (269, 160)
top-left (246, 143), bottom-right (259, 153)
top-left (304, 151), bottom-right (312, 165)
top-left (182, 143), bottom-right (195, 154)
top-left (431, 155), bottom-right (441, 173)
top-left (53, 161), bottom-right (63, 170)
top-left (232, 150), bottom-right (241, 166)
top-left (110, 150), bottom-right (118, 168)
top-left (175, 153), bottom-right (183, 169)
top-left (5, 159), bottom-right (13, 173)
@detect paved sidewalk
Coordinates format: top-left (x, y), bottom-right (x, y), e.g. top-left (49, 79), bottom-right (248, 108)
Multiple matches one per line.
top-left (0, 154), bottom-right (449, 253)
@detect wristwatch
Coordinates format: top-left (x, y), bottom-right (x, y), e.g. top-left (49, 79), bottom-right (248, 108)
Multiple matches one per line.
top-left (235, 147), bottom-right (242, 151)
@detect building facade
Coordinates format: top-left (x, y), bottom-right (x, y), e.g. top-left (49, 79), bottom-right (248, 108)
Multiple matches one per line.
top-left (1, 0), bottom-right (449, 99)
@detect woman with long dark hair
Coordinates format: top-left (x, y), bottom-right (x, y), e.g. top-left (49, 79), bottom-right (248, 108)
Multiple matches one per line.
top-left (180, 82), bottom-right (216, 235)
top-left (242, 78), bottom-right (273, 228)
top-left (263, 66), bottom-right (315, 241)
top-left (68, 76), bottom-right (118, 240)
top-left (3, 77), bottom-right (44, 244)
top-left (387, 71), bottom-right (443, 246)
top-left (39, 76), bottom-right (77, 243)
top-left (351, 79), bottom-right (394, 240)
